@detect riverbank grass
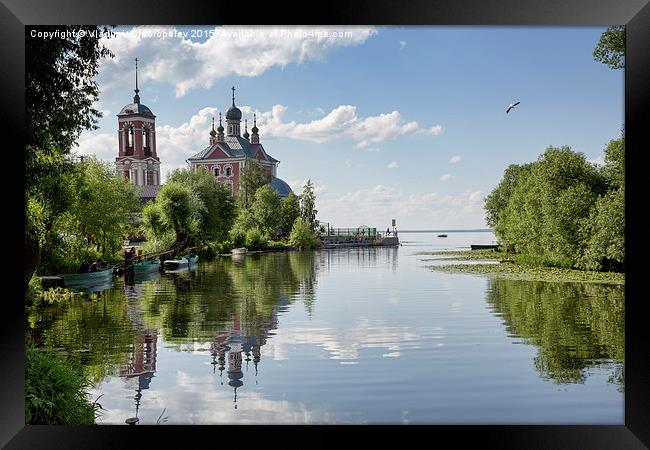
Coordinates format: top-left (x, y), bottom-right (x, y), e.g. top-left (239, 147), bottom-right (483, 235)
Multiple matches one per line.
top-left (423, 250), bottom-right (624, 285)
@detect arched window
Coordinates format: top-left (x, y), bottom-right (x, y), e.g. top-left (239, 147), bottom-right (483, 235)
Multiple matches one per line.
top-left (214, 167), bottom-right (220, 177)
top-left (225, 167), bottom-right (232, 177)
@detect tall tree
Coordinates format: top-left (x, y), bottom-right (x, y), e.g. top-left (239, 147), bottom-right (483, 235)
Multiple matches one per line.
top-left (25, 25), bottom-right (114, 289)
top-left (300, 179), bottom-right (318, 232)
top-left (280, 192), bottom-right (301, 237)
top-left (251, 185), bottom-right (282, 238)
top-left (238, 158), bottom-right (270, 209)
top-left (593, 25), bottom-right (625, 70)
top-left (167, 167), bottom-right (236, 242)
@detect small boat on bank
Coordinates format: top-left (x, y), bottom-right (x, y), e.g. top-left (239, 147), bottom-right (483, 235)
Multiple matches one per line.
top-left (470, 244), bottom-right (500, 251)
top-left (437, 234), bottom-right (448, 237)
top-left (163, 254), bottom-right (199, 271)
top-left (60, 267), bottom-right (114, 287)
top-left (231, 248), bottom-right (248, 255)
top-left (133, 258), bottom-right (161, 274)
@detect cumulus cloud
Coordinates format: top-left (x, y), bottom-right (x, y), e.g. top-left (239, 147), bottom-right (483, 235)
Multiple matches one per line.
top-left (416, 125), bottom-right (443, 136)
top-left (387, 161), bottom-right (399, 169)
top-left (449, 156), bottom-right (462, 164)
top-left (76, 103), bottom-right (443, 180)
top-left (255, 105), bottom-right (424, 148)
top-left (288, 179), bottom-right (326, 195)
top-left (316, 185), bottom-right (486, 229)
top-left (440, 174), bottom-right (454, 182)
top-left (98, 26), bottom-right (378, 97)
top-left (399, 40), bottom-right (407, 50)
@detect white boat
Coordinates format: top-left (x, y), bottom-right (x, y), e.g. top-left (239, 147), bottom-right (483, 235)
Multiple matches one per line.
top-left (163, 254), bottom-right (199, 271)
top-left (231, 248), bottom-right (248, 255)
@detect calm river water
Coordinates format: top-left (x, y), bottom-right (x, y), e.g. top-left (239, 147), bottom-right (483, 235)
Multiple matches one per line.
top-left (28, 231), bottom-right (624, 424)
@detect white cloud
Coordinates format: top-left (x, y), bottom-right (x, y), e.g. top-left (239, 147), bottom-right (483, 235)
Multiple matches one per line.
top-left (399, 40), bottom-right (407, 50)
top-left (588, 156), bottom-right (605, 166)
top-left (98, 26), bottom-right (378, 97)
top-left (387, 161), bottom-right (399, 169)
top-left (416, 125), bottom-right (443, 136)
top-left (288, 179), bottom-right (326, 195)
top-left (440, 174), bottom-right (454, 182)
top-left (76, 103), bottom-right (442, 181)
top-left (449, 156), bottom-right (462, 164)
top-left (316, 185), bottom-right (486, 229)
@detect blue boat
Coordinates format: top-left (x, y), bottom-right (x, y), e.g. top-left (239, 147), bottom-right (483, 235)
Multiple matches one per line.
top-left (60, 267), bottom-right (114, 288)
top-left (133, 258), bottom-right (161, 274)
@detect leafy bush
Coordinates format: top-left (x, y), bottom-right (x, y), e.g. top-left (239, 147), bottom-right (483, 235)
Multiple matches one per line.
top-left (229, 229), bottom-right (246, 248)
top-left (245, 229), bottom-right (267, 250)
top-left (26, 276), bottom-right (44, 307)
top-left (289, 218), bottom-right (317, 250)
top-left (25, 343), bottom-right (102, 424)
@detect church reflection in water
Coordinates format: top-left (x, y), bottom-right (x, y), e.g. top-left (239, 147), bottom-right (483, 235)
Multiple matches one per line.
top-left (119, 329), bottom-right (158, 421)
top-left (210, 314), bottom-right (277, 409)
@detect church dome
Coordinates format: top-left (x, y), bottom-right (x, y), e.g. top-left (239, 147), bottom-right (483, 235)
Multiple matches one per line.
top-left (226, 105), bottom-right (242, 121)
top-left (269, 177), bottom-right (293, 198)
top-left (118, 102), bottom-right (154, 117)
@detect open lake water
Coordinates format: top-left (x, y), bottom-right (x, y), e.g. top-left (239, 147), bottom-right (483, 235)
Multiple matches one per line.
top-left (29, 231), bottom-right (624, 424)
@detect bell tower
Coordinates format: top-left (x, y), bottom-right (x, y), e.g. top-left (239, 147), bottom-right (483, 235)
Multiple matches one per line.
top-left (115, 58), bottom-right (161, 186)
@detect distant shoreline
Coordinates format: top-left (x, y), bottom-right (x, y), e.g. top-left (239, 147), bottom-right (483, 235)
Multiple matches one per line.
top-left (399, 229), bottom-right (493, 233)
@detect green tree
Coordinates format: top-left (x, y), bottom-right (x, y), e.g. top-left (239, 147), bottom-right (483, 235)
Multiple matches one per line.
top-left (289, 218), bottom-right (318, 250)
top-left (65, 158), bottom-right (138, 258)
top-left (25, 25), bottom-right (114, 290)
top-left (484, 163), bottom-right (532, 228)
top-left (593, 25), bottom-right (625, 70)
top-left (280, 192), bottom-right (301, 237)
top-left (251, 185), bottom-right (282, 238)
top-left (238, 158), bottom-right (270, 209)
top-left (494, 146), bottom-right (606, 266)
top-left (300, 179), bottom-right (318, 232)
top-left (167, 167), bottom-right (236, 242)
top-left (578, 187), bottom-right (625, 271)
top-left (156, 182), bottom-right (204, 253)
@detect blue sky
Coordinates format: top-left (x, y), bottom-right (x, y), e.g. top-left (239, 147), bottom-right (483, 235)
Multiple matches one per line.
top-left (77, 26), bottom-right (623, 229)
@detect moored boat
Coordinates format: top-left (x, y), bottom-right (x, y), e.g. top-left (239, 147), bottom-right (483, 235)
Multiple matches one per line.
top-left (437, 234), bottom-right (448, 237)
top-left (163, 254), bottom-right (199, 271)
top-left (231, 248), bottom-right (248, 255)
top-left (133, 258), bottom-right (161, 274)
top-left (60, 267), bottom-right (114, 287)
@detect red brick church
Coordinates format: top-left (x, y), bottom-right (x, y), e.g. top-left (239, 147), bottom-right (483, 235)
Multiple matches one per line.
top-left (115, 60), bottom-right (292, 200)
top-left (187, 86), bottom-right (292, 198)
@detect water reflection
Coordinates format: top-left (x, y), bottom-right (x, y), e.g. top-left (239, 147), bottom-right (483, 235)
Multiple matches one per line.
top-left (485, 278), bottom-right (624, 389)
top-left (27, 240), bottom-right (625, 424)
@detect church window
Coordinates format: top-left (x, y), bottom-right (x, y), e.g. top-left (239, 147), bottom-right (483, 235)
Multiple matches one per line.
top-left (225, 167), bottom-right (232, 177)
top-left (214, 167), bottom-right (220, 177)
top-left (146, 170), bottom-right (154, 185)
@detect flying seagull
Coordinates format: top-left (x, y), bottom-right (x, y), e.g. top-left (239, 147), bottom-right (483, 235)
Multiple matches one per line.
top-left (506, 101), bottom-right (520, 114)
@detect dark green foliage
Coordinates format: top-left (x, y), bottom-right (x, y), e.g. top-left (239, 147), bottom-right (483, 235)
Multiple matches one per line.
top-left (251, 185), bottom-right (282, 238)
top-left (488, 139), bottom-right (624, 272)
top-left (229, 229), bottom-right (246, 248)
top-left (280, 192), bottom-right (301, 236)
top-left (25, 25), bottom-right (114, 290)
top-left (238, 158), bottom-right (271, 209)
top-left (593, 25), bottom-right (625, 69)
top-left (25, 343), bottom-right (101, 424)
top-left (289, 218), bottom-right (318, 250)
top-left (167, 168), bottom-right (236, 242)
top-left (245, 229), bottom-right (268, 250)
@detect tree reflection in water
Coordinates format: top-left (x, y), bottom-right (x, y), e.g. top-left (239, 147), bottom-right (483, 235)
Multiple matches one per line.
top-left (485, 278), bottom-right (624, 390)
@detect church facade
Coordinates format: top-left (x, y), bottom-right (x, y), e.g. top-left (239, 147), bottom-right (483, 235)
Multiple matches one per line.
top-left (187, 87), bottom-right (293, 198)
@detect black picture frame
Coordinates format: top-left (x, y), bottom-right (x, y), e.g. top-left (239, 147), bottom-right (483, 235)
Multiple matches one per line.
top-left (3, 0), bottom-right (648, 447)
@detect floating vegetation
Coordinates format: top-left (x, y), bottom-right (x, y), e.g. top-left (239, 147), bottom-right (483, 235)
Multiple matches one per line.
top-left (426, 251), bottom-right (624, 285)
